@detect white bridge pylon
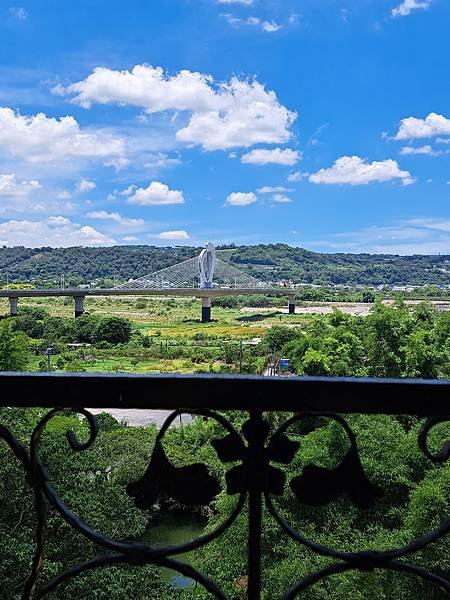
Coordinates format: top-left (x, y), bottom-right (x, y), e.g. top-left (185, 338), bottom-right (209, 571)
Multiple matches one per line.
top-left (116, 244), bottom-right (269, 291)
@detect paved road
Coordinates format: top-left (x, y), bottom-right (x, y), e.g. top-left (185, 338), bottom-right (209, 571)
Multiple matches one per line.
top-left (88, 408), bottom-right (191, 428)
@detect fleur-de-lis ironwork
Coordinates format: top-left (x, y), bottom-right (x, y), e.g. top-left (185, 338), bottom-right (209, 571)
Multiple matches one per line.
top-left (127, 439), bottom-right (220, 508)
top-left (212, 417), bottom-right (300, 495)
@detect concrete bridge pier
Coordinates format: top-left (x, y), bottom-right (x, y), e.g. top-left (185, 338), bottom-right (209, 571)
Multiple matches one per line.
top-left (9, 296), bottom-right (18, 317)
top-left (74, 295), bottom-right (85, 318)
top-left (288, 294), bottom-right (296, 315)
top-left (201, 297), bottom-right (211, 323)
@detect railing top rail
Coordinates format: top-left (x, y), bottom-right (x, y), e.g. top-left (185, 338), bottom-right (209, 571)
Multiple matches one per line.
top-left (0, 372), bottom-right (449, 415)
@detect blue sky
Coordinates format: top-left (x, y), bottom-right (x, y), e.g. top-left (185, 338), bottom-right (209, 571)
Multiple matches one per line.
top-left (0, 0), bottom-right (449, 253)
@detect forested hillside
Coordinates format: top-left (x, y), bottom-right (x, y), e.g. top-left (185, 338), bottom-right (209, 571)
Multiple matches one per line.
top-left (0, 244), bottom-right (449, 287)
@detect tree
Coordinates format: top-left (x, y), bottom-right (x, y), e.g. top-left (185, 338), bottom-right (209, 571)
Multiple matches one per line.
top-left (96, 316), bottom-right (132, 345)
top-left (261, 326), bottom-right (301, 353)
top-left (0, 319), bottom-right (28, 371)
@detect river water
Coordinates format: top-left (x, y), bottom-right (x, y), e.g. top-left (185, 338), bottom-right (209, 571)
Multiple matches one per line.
top-left (88, 408), bottom-right (191, 428)
top-left (142, 511), bottom-right (207, 589)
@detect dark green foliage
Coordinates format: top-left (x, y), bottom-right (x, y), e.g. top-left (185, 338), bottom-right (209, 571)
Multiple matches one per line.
top-left (279, 300), bottom-right (450, 378)
top-left (96, 317), bottom-right (132, 344)
top-left (0, 319), bottom-right (28, 370)
top-left (1, 243), bottom-right (450, 286)
top-left (0, 408), bottom-right (170, 599)
top-left (73, 313), bottom-right (101, 343)
top-left (260, 325), bottom-right (301, 353)
top-left (191, 415), bottom-right (450, 600)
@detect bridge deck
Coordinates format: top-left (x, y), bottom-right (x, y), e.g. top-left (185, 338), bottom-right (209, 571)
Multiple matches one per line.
top-left (0, 287), bottom-right (291, 298)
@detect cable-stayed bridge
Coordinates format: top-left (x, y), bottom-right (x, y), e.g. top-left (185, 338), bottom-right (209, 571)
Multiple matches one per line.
top-left (116, 254), bottom-right (268, 291)
top-left (0, 243), bottom-right (296, 321)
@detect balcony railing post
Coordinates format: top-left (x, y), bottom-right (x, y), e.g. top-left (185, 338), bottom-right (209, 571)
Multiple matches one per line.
top-left (246, 409), bottom-right (263, 600)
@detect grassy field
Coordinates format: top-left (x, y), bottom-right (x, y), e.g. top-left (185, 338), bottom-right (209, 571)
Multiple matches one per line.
top-left (3, 296), bottom-right (310, 374)
top-left (1, 295), bottom-right (309, 336)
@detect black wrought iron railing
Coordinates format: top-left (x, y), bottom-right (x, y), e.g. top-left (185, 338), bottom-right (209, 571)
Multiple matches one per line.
top-left (1, 372), bottom-right (450, 599)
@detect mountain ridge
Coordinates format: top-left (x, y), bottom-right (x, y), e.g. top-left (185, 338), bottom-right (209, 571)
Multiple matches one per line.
top-left (0, 244), bottom-right (449, 287)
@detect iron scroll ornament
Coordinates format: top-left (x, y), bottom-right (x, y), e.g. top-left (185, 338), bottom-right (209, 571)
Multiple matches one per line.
top-left (2, 407), bottom-right (450, 598)
top-left (265, 412), bottom-right (450, 598)
top-left (27, 407), bottom-right (247, 599)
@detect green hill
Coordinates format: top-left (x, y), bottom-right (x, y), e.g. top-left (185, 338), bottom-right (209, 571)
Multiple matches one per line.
top-left (0, 244), bottom-right (449, 287)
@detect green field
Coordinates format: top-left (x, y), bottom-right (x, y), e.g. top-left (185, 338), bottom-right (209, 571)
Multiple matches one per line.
top-left (1, 296), bottom-right (308, 374)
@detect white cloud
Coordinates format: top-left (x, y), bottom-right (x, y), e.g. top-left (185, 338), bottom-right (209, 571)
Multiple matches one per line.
top-left (309, 156), bottom-right (414, 186)
top-left (272, 194), bottom-right (292, 203)
top-left (437, 137), bottom-right (450, 144)
top-left (392, 0), bottom-right (431, 17)
top-left (76, 178), bottom-right (96, 193)
top-left (400, 145), bottom-right (443, 156)
top-left (0, 216), bottom-right (115, 247)
top-left (9, 7), bottom-right (28, 20)
top-left (56, 189), bottom-right (72, 200)
top-left (0, 174), bottom-right (40, 197)
top-left (0, 107), bottom-right (125, 164)
top-left (143, 152), bottom-right (182, 170)
top-left (122, 235), bottom-right (138, 242)
top-left (241, 147), bottom-right (301, 166)
top-left (216, 0), bottom-right (254, 4)
top-left (86, 210), bottom-right (144, 226)
top-left (120, 184), bottom-right (137, 196)
top-left (394, 113), bottom-right (450, 141)
top-left (287, 171), bottom-right (306, 182)
top-left (261, 20), bottom-right (282, 32)
top-left (55, 65), bottom-right (296, 151)
top-left (257, 185), bottom-right (293, 193)
top-left (221, 13), bottom-right (282, 32)
top-left (128, 181), bottom-right (184, 205)
top-left (157, 230), bottom-right (190, 240)
top-left (226, 191), bottom-right (257, 206)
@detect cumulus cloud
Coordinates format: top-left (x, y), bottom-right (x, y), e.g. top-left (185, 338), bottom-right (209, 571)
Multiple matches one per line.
top-left (157, 230), bottom-right (190, 240)
top-left (226, 191), bottom-right (257, 206)
top-left (257, 185), bottom-right (293, 193)
top-left (127, 181), bottom-right (184, 205)
top-left (0, 107), bottom-right (125, 164)
top-left (86, 210), bottom-right (144, 226)
top-left (76, 179), bottom-right (96, 193)
top-left (400, 145), bottom-right (443, 156)
top-left (0, 174), bottom-right (40, 197)
top-left (394, 113), bottom-right (450, 140)
top-left (392, 0), bottom-right (431, 17)
top-left (0, 216), bottom-right (115, 247)
top-left (309, 156), bottom-right (414, 186)
top-left (241, 147), bottom-right (301, 166)
top-left (54, 65), bottom-right (296, 151)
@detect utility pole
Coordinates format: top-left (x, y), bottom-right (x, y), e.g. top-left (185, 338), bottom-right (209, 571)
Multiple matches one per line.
top-left (61, 274), bottom-right (65, 290)
top-left (239, 339), bottom-right (243, 373)
top-left (6, 273), bottom-right (8, 290)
